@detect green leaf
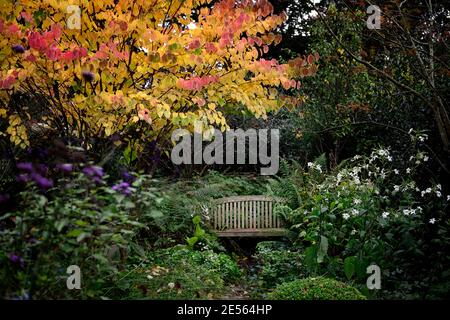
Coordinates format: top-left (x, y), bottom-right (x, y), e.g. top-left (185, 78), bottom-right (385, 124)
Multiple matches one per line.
top-left (355, 258), bottom-right (369, 279)
top-left (124, 201), bottom-right (135, 209)
top-left (92, 254), bottom-right (109, 264)
top-left (77, 232), bottom-right (90, 242)
top-left (169, 43), bottom-right (180, 51)
top-left (304, 245), bottom-right (317, 270)
top-left (66, 229), bottom-right (83, 238)
top-left (192, 215), bottom-right (201, 225)
top-left (75, 220), bottom-right (88, 227)
top-left (124, 143), bottom-right (137, 164)
top-left (344, 256), bottom-right (357, 280)
top-left (186, 236), bottom-right (198, 248)
top-left (54, 219), bottom-right (68, 232)
top-left (149, 210), bottom-right (164, 219)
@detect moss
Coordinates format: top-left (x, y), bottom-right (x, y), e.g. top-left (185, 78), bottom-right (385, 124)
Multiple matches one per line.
top-left (268, 277), bottom-right (366, 300)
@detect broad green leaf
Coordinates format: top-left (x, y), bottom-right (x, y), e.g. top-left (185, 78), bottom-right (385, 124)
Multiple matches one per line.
top-left (344, 256), bottom-right (357, 280)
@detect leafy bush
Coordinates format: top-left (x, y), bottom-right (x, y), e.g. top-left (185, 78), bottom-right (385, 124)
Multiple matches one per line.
top-left (268, 137), bottom-right (450, 298)
top-left (269, 277), bottom-right (366, 300)
top-left (114, 247), bottom-right (241, 299)
top-left (0, 169), bottom-right (146, 299)
top-left (252, 241), bottom-right (305, 289)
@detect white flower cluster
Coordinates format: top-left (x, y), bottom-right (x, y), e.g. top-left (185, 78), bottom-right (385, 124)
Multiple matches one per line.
top-left (307, 162), bottom-right (323, 173)
top-left (408, 128), bottom-right (428, 143)
top-left (370, 148), bottom-right (392, 162)
top-left (420, 184), bottom-right (443, 198)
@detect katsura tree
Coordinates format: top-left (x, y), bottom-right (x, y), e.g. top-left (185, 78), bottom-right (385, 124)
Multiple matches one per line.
top-left (0, 0), bottom-right (317, 157)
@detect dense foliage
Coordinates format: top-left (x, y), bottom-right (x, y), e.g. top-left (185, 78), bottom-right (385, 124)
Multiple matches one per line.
top-left (269, 277), bottom-right (366, 300)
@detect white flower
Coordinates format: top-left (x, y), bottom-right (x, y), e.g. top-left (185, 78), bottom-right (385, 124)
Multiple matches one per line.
top-left (394, 185), bottom-right (400, 192)
top-left (394, 169), bottom-right (399, 175)
top-left (343, 213), bottom-right (350, 220)
top-left (408, 128), bottom-right (414, 134)
top-left (168, 282), bottom-right (175, 289)
top-left (437, 184), bottom-right (442, 190)
top-left (424, 156), bottom-right (429, 162)
top-left (353, 198), bottom-right (362, 205)
top-left (419, 134), bottom-right (428, 142)
top-left (351, 209), bottom-right (360, 216)
top-left (307, 162), bottom-right (314, 168)
top-left (377, 149), bottom-right (389, 157)
top-left (426, 188), bottom-right (432, 193)
top-left (351, 229), bottom-right (357, 235)
top-left (147, 275), bottom-right (153, 280)
top-left (429, 218), bottom-right (436, 224)
top-left (436, 191), bottom-right (442, 197)
top-left (387, 156), bottom-right (393, 162)
top-left (447, 195), bottom-right (450, 201)
top-left (403, 209), bottom-right (411, 216)
top-left (382, 212), bottom-right (390, 218)
top-left (406, 168), bottom-right (411, 174)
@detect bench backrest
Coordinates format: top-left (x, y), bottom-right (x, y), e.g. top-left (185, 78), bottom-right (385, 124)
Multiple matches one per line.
top-left (210, 195), bottom-right (285, 231)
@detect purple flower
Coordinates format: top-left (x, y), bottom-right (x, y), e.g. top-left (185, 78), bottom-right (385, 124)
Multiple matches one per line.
top-left (56, 163), bottom-right (74, 173)
top-left (8, 253), bottom-right (24, 268)
top-left (32, 174), bottom-right (53, 190)
top-left (12, 44), bottom-right (25, 53)
top-left (112, 181), bottom-right (132, 196)
top-left (17, 162), bottom-right (34, 172)
top-left (83, 165), bottom-right (104, 183)
top-left (91, 166), bottom-right (104, 177)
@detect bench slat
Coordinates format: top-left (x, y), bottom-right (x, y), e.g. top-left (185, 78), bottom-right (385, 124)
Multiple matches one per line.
top-left (209, 195), bottom-right (286, 237)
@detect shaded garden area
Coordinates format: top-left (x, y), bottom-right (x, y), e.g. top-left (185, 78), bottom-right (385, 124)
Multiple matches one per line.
top-left (0, 0), bottom-right (449, 300)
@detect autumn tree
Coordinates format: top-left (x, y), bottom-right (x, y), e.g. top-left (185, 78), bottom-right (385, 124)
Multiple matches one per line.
top-left (0, 0), bottom-right (316, 155)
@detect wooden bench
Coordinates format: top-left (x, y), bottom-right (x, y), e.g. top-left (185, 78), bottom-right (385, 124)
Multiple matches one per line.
top-left (209, 195), bottom-right (287, 237)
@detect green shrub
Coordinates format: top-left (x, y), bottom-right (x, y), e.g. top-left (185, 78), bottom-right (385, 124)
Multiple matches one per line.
top-left (0, 169), bottom-right (152, 299)
top-left (253, 241), bottom-right (305, 289)
top-left (114, 247), bottom-right (241, 299)
top-left (269, 277), bottom-right (366, 300)
top-left (269, 142), bottom-right (450, 298)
